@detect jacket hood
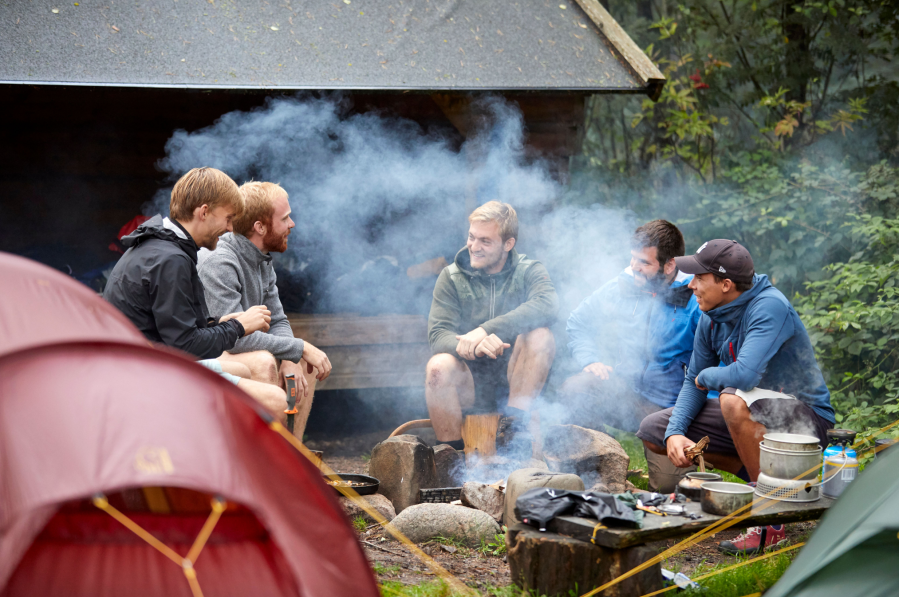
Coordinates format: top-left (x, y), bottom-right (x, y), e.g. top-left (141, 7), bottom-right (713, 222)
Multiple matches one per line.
top-left (453, 246), bottom-right (521, 277)
top-left (219, 232), bottom-right (272, 266)
top-left (706, 273), bottom-right (772, 324)
top-left (121, 215), bottom-right (199, 262)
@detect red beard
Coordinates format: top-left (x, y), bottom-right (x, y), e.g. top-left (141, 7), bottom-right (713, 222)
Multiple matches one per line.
top-left (262, 223), bottom-right (288, 253)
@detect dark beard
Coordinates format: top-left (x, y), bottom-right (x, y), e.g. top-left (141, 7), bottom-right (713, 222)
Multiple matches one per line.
top-left (640, 265), bottom-right (668, 291)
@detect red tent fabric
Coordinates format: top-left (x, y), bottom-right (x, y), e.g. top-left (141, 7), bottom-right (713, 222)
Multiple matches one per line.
top-left (0, 253), bottom-right (379, 597)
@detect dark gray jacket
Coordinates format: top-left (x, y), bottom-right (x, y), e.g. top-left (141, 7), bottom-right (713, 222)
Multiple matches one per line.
top-left (198, 232), bottom-right (304, 362)
top-left (103, 216), bottom-right (244, 359)
top-left (428, 247), bottom-right (559, 354)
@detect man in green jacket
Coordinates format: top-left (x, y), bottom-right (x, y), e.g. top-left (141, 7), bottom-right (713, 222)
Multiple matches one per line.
top-left (426, 201), bottom-right (559, 456)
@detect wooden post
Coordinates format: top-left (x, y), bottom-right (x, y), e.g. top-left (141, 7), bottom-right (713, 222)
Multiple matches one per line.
top-left (461, 413), bottom-right (502, 462)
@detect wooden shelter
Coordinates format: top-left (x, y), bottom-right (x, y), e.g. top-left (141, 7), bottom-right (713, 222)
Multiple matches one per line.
top-left (1, 0), bottom-right (663, 390)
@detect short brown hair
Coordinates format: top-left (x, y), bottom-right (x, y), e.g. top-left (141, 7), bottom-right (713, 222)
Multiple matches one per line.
top-left (713, 274), bottom-right (754, 292)
top-left (632, 220), bottom-right (685, 265)
top-left (234, 181), bottom-right (286, 236)
top-left (169, 167), bottom-right (242, 222)
top-left (469, 201), bottom-right (519, 242)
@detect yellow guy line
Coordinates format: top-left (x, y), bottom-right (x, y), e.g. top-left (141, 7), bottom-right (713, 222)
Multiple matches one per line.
top-left (578, 417), bottom-right (899, 597)
top-left (268, 420), bottom-right (475, 596)
top-left (93, 493), bottom-right (225, 597)
top-left (638, 542), bottom-right (805, 597)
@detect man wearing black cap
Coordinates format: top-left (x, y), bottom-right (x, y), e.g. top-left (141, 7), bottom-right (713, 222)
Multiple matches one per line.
top-left (637, 239), bottom-right (835, 555)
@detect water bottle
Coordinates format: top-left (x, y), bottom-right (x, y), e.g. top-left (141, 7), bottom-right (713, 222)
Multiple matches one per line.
top-left (822, 429), bottom-right (858, 499)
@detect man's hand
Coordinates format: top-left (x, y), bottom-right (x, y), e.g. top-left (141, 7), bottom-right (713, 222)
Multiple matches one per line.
top-left (280, 359), bottom-right (310, 398)
top-left (302, 342), bottom-right (332, 381)
top-left (235, 305), bottom-right (271, 336)
top-left (455, 327), bottom-right (489, 360)
top-left (695, 378), bottom-right (708, 391)
top-left (475, 334), bottom-right (511, 359)
top-left (666, 434), bottom-right (697, 468)
top-left (218, 312), bottom-right (241, 324)
top-left (583, 362), bottom-right (614, 380)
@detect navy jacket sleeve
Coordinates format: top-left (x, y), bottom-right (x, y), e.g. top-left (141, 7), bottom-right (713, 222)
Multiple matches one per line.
top-left (149, 254), bottom-right (242, 359)
top-left (665, 317), bottom-right (719, 441)
top-left (695, 298), bottom-right (794, 392)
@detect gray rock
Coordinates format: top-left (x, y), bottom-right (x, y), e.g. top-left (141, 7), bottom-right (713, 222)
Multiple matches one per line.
top-left (526, 458), bottom-right (549, 471)
top-left (339, 493), bottom-right (396, 523)
top-left (543, 425), bottom-right (630, 494)
top-left (504, 468), bottom-right (585, 526)
top-left (368, 434), bottom-right (438, 513)
top-left (460, 482), bottom-right (504, 522)
top-left (432, 444), bottom-right (465, 487)
top-left (387, 503), bottom-right (501, 546)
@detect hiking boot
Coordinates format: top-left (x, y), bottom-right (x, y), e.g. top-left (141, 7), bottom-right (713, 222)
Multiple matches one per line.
top-left (718, 525), bottom-right (787, 556)
top-left (496, 416), bottom-right (533, 460)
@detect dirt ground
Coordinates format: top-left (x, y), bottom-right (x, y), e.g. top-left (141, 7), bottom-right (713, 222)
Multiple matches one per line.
top-left (307, 431), bottom-right (816, 588)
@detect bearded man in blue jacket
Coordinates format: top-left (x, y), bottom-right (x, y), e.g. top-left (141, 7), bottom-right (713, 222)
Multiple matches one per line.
top-left (637, 239), bottom-right (835, 556)
top-left (563, 221), bottom-right (703, 439)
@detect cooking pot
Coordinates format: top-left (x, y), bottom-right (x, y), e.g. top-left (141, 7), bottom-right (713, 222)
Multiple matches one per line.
top-left (676, 472), bottom-right (722, 500)
top-left (759, 443), bottom-right (821, 480)
top-left (700, 482), bottom-right (754, 516)
top-left (762, 433), bottom-right (821, 452)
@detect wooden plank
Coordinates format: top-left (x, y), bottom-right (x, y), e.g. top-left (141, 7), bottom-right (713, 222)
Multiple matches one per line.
top-left (547, 496), bottom-right (835, 549)
top-left (287, 313), bottom-right (428, 347)
top-left (574, 0), bottom-right (666, 100)
top-left (313, 343), bottom-right (431, 391)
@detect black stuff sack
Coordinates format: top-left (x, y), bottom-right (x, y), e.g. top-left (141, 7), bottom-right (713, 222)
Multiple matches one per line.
top-left (514, 488), bottom-right (580, 531)
top-left (574, 492), bottom-right (640, 528)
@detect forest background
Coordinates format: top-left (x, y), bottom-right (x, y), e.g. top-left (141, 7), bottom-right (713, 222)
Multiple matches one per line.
top-left (572, 0), bottom-right (899, 452)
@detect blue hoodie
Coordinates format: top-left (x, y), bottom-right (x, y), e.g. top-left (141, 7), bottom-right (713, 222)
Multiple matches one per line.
top-left (665, 274), bottom-right (834, 441)
top-left (566, 269), bottom-right (703, 407)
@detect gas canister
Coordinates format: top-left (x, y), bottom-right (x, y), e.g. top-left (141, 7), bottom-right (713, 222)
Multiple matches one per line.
top-left (822, 429), bottom-right (858, 499)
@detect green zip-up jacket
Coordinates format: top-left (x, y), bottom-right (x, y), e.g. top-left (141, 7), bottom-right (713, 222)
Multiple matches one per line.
top-left (428, 247), bottom-right (559, 355)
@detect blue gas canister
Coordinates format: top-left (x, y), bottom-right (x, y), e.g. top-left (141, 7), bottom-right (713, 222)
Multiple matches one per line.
top-left (822, 429), bottom-right (858, 499)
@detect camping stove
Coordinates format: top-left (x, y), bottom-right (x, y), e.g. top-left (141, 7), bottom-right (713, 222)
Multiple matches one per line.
top-left (755, 472), bottom-right (820, 503)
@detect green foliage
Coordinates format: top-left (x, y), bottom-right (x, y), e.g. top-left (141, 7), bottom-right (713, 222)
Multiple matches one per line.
top-left (678, 548), bottom-right (799, 596)
top-left (353, 516), bottom-right (369, 532)
top-left (478, 529), bottom-right (508, 557)
top-left (373, 563), bottom-right (402, 576)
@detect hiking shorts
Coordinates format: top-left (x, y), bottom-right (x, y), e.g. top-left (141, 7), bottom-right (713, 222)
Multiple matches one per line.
top-left (636, 387), bottom-right (834, 455)
top-left (464, 343), bottom-right (515, 414)
top-left (198, 359), bottom-right (242, 385)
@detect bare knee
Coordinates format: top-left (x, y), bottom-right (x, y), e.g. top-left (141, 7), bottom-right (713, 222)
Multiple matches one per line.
top-left (426, 353), bottom-right (462, 389)
top-left (720, 392), bottom-right (749, 423)
top-left (522, 327), bottom-right (555, 358)
top-left (246, 351), bottom-right (279, 384)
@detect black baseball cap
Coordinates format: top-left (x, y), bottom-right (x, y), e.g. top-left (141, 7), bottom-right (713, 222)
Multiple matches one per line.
top-left (675, 239), bottom-right (755, 284)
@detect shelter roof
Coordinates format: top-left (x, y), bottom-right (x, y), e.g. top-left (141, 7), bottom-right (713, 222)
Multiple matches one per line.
top-left (2, 0), bottom-right (663, 96)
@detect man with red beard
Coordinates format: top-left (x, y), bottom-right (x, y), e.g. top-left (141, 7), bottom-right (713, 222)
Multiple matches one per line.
top-left (199, 181), bottom-right (331, 440)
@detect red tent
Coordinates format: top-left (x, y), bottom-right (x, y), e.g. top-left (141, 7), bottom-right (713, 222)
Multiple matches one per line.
top-left (0, 253), bottom-right (379, 597)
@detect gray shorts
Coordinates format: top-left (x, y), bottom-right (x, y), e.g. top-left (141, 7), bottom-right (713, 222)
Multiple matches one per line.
top-left (636, 388), bottom-right (833, 456)
top-left (198, 359), bottom-right (241, 385)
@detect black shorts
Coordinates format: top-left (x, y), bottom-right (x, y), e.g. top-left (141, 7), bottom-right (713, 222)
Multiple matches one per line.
top-left (465, 347), bottom-right (513, 414)
top-left (636, 396), bottom-right (834, 456)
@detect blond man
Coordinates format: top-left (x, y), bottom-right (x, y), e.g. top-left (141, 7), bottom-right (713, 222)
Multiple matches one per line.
top-left (199, 182), bottom-right (331, 439)
top-left (426, 201), bottom-right (558, 456)
top-left (104, 168), bottom-right (286, 415)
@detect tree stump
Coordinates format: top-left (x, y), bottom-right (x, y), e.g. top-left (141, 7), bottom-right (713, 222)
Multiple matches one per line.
top-left (461, 413), bottom-right (501, 462)
top-left (507, 524), bottom-right (662, 597)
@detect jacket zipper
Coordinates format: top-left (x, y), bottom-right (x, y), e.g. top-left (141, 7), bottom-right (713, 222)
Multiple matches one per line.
top-left (729, 341), bottom-right (737, 363)
top-left (490, 278), bottom-right (496, 319)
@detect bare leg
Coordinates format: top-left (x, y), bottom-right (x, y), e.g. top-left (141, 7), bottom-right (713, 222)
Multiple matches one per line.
top-left (506, 327), bottom-right (555, 411)
top-left (425, 353), bottom-right (475, 442)
top-left (217, 351), bottom-right (279, 385)
top-left (219, 360), bottom-right (251, 380)
top-left (280, 359), bottom-right (318, 440)
top-left (720, 392), bottom-right (767, 481)
top-left (642, 439), bottom-right (744, 477)
top-left (236, 378), bottom-right (288, 422)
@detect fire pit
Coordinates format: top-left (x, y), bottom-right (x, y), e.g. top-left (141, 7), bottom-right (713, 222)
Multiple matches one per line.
top-left (323, 473), bottom-right (380, 496)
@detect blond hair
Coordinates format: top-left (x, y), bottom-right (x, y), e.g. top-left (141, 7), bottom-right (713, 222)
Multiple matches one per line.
top-left (169, 167), bottom-right (242, 222)
top-left (234, 181), bottom-right (286, 236)
top-left (469, 201), bottom-right (518, 242)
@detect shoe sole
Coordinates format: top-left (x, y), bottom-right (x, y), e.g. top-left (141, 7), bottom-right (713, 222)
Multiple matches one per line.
top-left (717, 538), bottom-right (788, 557)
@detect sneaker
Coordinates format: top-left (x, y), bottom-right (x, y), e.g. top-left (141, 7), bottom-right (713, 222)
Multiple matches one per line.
top-left (718, 525), bottom-right (787, 556)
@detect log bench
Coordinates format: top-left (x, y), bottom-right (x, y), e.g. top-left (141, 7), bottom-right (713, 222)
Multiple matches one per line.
top-left (507, 495), bottom-right (835, 597)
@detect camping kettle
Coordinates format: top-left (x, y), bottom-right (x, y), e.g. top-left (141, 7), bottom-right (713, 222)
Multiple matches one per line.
top-left (822, 429), bottom-right (858, 499)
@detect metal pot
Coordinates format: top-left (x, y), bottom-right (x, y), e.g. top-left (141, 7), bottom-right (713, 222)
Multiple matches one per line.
top-left (700, 482), bottom-right (754, 516)
top-left (676, 472), bottom-right (723, 500)
top-left (759, 443), bottom-right (822, 480)
top-left (762, 433), bottom-right (821, 452)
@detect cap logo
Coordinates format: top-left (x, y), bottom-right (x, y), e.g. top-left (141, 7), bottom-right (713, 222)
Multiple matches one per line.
top-left (696, 242), bottom-right (708, 254)
top-left (719, 266), bottom-right (727, 273)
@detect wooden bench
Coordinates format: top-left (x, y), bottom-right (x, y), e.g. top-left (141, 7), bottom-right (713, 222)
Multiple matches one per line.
top-left (507, 496), bottom-right (835, 597)
top-left (287, 313), bottom-right (430, 391)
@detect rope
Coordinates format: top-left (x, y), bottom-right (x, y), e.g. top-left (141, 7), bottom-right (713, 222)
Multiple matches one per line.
top-left (92, 493), bottom-right (226, 597)
top-left (577, 417), bottom-right (899, 597)
top-left (638, 542), bottom-right (805, 597)
top-left (268, 420), bottom-right (476, 596)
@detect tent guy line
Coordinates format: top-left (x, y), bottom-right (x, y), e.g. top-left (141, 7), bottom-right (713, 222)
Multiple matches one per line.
top-left (577, 416), bottom-right (899, 597)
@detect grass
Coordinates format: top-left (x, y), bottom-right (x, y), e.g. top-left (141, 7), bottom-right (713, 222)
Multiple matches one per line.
top-left (676, 548), bottom-right (799, 596)
top-left (477, 529), bottom-right (508, 557)
top-left (353, 515), bottom-right (369, 532)
top-left (373, 563), bottom-right (402, 576)
top-left (378, 581), bottom-right (569, 597)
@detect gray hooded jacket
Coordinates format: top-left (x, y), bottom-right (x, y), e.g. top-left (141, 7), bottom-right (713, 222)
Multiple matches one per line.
top-left (198, 232), bottom-right (305, 362)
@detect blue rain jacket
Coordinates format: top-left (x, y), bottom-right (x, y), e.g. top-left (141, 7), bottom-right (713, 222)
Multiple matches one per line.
top-left (566, 269), bottom-right (703, 408)
top-left (665, 274), bottom-right (834, 441)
